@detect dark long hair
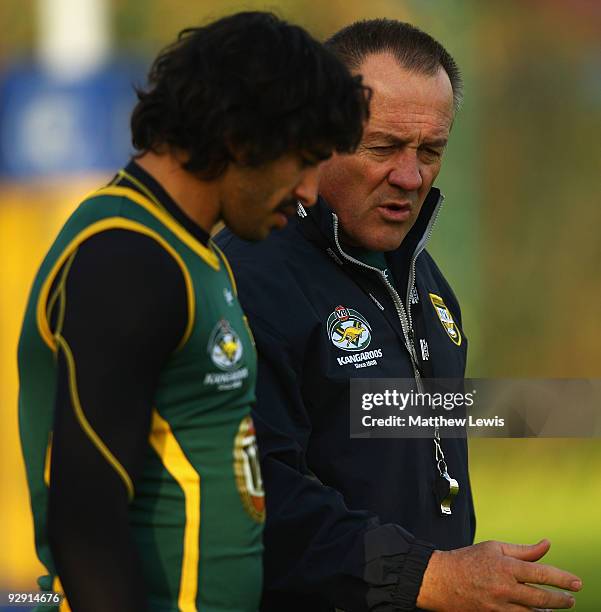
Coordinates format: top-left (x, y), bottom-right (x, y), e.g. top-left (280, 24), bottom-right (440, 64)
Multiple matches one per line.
top-left (131, 11), bottom-right (370, 178)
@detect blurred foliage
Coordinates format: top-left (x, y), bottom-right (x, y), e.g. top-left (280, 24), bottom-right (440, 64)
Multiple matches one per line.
top-left (0, 0), bottom-right (35, 63)
top-left (456, 1), bottom-right (601, 378)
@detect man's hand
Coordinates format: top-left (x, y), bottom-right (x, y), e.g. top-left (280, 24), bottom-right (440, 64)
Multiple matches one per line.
top-left (416, 539), bottom-right (582, 611)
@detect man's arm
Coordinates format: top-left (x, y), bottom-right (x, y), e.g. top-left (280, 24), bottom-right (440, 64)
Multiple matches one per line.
top-left (47, 230), bottom-right (188, 611)
top-left (249, 312), bottom-right (435, 611)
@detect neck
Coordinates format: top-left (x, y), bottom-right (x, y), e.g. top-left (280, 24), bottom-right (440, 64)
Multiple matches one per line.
top-left (135, 150), bottom-right (221, 234)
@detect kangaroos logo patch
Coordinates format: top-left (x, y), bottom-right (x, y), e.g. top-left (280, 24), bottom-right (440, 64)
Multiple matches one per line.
top-left (208, 319), bottom-right (244, 370)
top-left (327, 305), bottom-right (372, 352)
top-left (429, 293), bottom-right (462, 346)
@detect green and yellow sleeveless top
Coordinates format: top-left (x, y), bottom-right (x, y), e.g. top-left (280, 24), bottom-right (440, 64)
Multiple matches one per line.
top-left (18, 184), bottom-right (264, 611)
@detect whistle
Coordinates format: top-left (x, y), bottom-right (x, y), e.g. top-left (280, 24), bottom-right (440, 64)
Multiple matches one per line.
top-left (436, 471), bottom-right (459, 516)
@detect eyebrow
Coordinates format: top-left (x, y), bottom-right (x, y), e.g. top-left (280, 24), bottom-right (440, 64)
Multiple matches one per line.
top-left (364, 131), bottom-right (448, 148)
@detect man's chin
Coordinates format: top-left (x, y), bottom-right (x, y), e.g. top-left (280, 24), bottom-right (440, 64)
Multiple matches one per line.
top-left (223, 222), bottom-right (266, 242)
top-left (340, 221), bottom-right (410, 252)
top-left (246, 228), bottom-right (271, 242)
top-left (347, 233), bottom-right (406, 252)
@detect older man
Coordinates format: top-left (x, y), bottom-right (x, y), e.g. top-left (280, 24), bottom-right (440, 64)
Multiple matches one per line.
top-left (217, 19), bottom-right (582, 611)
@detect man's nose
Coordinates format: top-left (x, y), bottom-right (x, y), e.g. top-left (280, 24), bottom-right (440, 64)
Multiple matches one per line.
top-left (294, 166), bottom-right (320, 207)
top-left (387, 150), bottom-right (422, 192)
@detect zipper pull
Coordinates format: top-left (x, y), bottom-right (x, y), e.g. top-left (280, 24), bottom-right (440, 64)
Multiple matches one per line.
top-left (368, 293), bottom-right (385, 311)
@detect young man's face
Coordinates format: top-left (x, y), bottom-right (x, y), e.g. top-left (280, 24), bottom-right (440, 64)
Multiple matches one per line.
top-left (318, 53), bottom-right (455, 252)
top-left (219, 153), bottom-right (321, 240)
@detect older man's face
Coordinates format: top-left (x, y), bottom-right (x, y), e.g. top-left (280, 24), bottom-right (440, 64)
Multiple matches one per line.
top-left (318, 53), bottom-right (455, 252)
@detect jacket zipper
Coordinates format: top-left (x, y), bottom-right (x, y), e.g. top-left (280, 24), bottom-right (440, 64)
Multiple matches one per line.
top-left (332, 196), bottom-right (458, 500)
top-left (331, 193), bottom-right (444, 391)
top-left (405, 193), bottom-right (445, 338)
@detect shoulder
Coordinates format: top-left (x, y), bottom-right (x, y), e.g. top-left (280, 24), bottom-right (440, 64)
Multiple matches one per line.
top-left (67, 229), bottom-right (187, 312)
top-left (59, 229), bottom-right (189, 351)
top-left (214, 221), bottom-right (324, 341)
top-left (215, 220), bottom-right (321, 293)
top-left (77, 227), bottom-right (182, 272)
top-left (216, 219), bottom-right (310, 268)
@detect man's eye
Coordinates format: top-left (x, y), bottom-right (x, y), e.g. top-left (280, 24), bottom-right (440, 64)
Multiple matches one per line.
top-left (421, 148), bottom-right (443, 160)
top-left (369, 146), bottom-right (395, 153)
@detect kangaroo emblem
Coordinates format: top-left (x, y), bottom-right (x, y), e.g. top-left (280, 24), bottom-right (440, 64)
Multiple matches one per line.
top-left (336, 322), bottom-right (365, 346)
top-left (327, 306), bottom-right (372, 352)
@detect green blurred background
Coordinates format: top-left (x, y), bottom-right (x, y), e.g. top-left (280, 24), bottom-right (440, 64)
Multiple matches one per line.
top-left (0, 0), bottom-right (599, 608)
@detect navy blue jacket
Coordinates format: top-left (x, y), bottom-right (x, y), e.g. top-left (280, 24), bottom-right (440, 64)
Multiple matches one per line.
top-left (216, 189), bottom-right (476, 611)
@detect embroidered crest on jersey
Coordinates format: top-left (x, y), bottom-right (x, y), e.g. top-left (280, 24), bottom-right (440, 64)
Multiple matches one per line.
top-left (327, 305), bottom-right (372, 352)
top-left (429, 293), bottom-right (462, 346)
top-left (233, 416), bottom-right (265, 523)
top-left (208, 319), bottom-right (244, 370)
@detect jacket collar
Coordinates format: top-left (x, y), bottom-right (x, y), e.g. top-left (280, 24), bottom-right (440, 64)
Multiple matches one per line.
top-left (299, 187), bottom-right (444, 264)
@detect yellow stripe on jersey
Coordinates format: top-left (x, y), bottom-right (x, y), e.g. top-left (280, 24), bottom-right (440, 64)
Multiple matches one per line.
top-left (54, 251), bottom-right (78, 339)
top-left (115, 168), bottom-right (168, 214)
top-left (44, 432), bottom-right (52, 487)
top-left (92, 185), bottom-right (220, 270)
top-left (46, 249), bottom-right (77, 331)
top-left (55, 333), bottom-right (135, 501)
top-left (211, 242), bottom-right (238, 295)
top-left (36, 218), bottom-right (196, 352)
top-left (149, 409), bottom-right (201, 612)
top-left (52, 576), bottom-right (72, 612)
top-left (242, 315), bottom-right (257, 351)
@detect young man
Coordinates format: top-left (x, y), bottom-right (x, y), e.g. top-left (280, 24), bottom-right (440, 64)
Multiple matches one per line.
top-left (217, 19), bottom-right (582, 611)
top-left (18, 12), bottom-right (368, 611)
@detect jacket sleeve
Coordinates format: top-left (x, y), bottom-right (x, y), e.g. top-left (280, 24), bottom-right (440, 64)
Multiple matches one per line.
top-left (246, 306), bottom-right (435, 612)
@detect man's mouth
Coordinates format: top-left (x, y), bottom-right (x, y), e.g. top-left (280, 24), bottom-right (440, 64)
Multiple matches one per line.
top-left (272, 198), bottom-right (298, 228)
top-left (377, 202), bottom-right (412, 222)
top-left (275, 199), bottom-right (298, 218)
